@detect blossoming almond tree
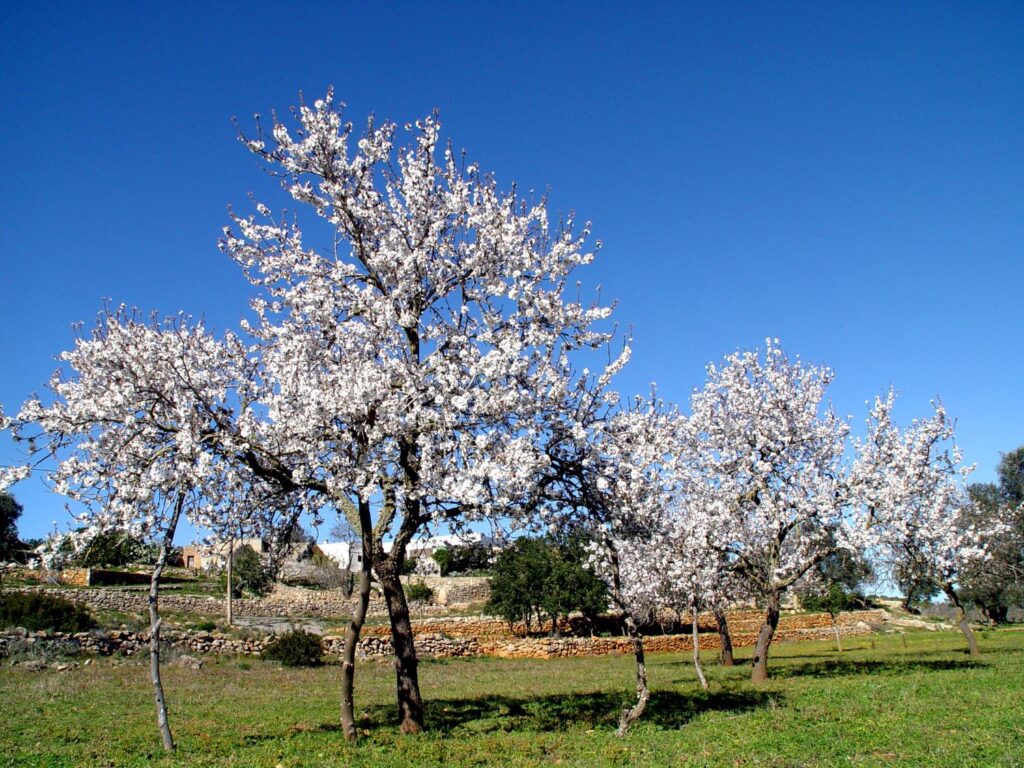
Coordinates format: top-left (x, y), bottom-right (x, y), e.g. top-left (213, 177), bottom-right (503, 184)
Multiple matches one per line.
top-left (5, 90), bottom-right (626, 739)
top-left (219, 90), bottom-right (623, 735)
top-left (656, 501), bottom-right (740, 686)
top-left (3, 309), bottom-right (311, 751)
top-left (540, 393), bottom-right (683, 735)
top-left (684, 341), bottom-right (860, 683)
top-left (853, 392), bottom-right (1002, 656)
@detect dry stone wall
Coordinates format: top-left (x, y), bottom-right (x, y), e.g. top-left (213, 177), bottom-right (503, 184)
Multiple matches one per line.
top-left (8, 574), bottom-right (492, 619)
top-left (400, 575), bottom-right (491, 606)
top-left (9, 584), bottom-right (397, 619)
top-left (1, 610), bottom-right (886, 662)
top-left (0, 613), bottom-right (880, 663)
top-left (5, 566), bottom-right (92, 587)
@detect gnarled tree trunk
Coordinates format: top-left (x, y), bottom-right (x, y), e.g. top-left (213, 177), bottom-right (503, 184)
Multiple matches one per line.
top-left (616, 614), bottom-right (650, 736)
top-left (341, 498), bottom-right (374, 741)
top-left (944, 585), bottom-right (980, 657)
top-left (378, 562), bottom-right (425, 733)
top-left (149, 495), bottom-right (184, 752)
top-left (751, 591), bottom-right (781, 683)
top-left (714, 607), bottom-right (734, 666)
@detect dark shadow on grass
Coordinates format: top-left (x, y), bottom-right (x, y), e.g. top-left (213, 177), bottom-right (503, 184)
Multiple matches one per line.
top-left (234, 689), bottom-right (776, 743)
top-left (777, 657), bottom-right (986, 680)
top-left (345, 688), bottom-right (776, 735)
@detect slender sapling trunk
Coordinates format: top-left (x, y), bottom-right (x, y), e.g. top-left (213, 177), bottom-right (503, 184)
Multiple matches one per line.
top-left (944, 585), bottom-right (980, 657)
top-left (692, 602), bottom-right (708, 692)
top-left (832, 613), bottom-right (842, 653)
top-left (341, 499), bottom-right (374, 741)
top-left (225, 535), bottom-right (233, 626)
top-left (149, 494), bottom-right (184, 752)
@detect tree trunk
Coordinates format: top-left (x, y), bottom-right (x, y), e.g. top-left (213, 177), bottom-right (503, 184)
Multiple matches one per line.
top-left (149, 495), bottom-right (184, 752)
top-left (692, 603), bottom-right (708, 692)
top-left (832, 614), bottom-right (842, 653)
top-left (714, 607), bottom-right (734, 666)
top-left (751, 591), bottom-right (781, 683)
top-left (225, 535), bottom-right (233, 626)
top-left (616, 614), bottom-right (650, 737)
top-left (341, 499), bottom-right (374, 742)
top-left (944, 585), bottom-right (980, 657)
top-left (378, 564), bottom-right (425, 733)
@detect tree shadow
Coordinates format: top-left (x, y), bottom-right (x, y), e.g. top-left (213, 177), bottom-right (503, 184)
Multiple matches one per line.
top-left (760, 650), bottom-right (855, 661)
top-left (348, 688), bottom-right (776, 734)
top-left (233, 688), bottom-right (776, 744)
top-left (777, 657), bottom-right (986, 680)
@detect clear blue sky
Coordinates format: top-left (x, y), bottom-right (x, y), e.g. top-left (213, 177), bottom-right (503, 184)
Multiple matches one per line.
top-left (2, 2), bottom-right (1022, 542)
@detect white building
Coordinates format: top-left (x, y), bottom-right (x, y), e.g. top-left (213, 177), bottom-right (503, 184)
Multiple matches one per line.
top-left (316, 541), bottom-right (364, 571)
top-left (316, 532), bottom-right (499, 572)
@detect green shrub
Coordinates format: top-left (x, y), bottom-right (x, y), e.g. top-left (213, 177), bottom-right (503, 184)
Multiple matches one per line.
top-left (406, 581), bottom-right (434, 603)
top-left (431, 548), bottom-right (453, 576)
top-left (0, 592), bottom-right (96, 632)
top-left (219, 544), bottom-right (273, 597)
top-left (262, 630), bottom-right (323, 667)
top-left (195, 620), bottom-right (217, 632)
top-left (432, 543), bottom-right (492, 576)
top-left (486, 536), bottom-right (608, 634)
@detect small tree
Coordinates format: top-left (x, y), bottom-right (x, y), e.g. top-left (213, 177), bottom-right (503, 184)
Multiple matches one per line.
top-left (431, 548), bottom-right (454, 577)
top-left (446, 542), bottom-right (493, 574)
top-left (958, 454), bottom-right (1024, 624)
top-left (893, 560), bottom-right (941, 613)
top-left (540, 398), bottom-right (685, 735)
top-left (0, 491), bottom-right (23, 562)
top-left (485, 537), bottom-right (607, 635)
top-left (223, 544), bottom-right (272, 597)
top-left (485, 538), bottom-right (553, 633)
top-left (797, 552), bottom-right (870, 654)
top-left (549, 537), bottom-right (609, 634)
top-left (2, 309), bottom-right (305, 751)
top-left (683, 341), bottom-right (863, 682)
top-left (71, 529), bottom-right (152, 568)
top-left (855, 393), bottom-right (1008, 656)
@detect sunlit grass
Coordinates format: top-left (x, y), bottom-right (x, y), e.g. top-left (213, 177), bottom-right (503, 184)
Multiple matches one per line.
top-left (1, 629), bottom-right (1021, 767)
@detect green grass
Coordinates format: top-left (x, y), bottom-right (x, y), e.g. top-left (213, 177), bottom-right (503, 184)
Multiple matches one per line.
top-left (1, 630), bottom-right (1022, 767)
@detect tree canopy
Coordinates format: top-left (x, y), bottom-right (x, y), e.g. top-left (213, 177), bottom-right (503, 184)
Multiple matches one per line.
top-left (0, 491), bottom-right (23, 562)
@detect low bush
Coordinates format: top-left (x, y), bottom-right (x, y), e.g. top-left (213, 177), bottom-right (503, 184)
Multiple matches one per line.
top-left (406, 581), bottom-right (434, 603)
top-left (262, 629), bottom-right (323, 667)
top-left (0, 591), bottom-right (96, 632)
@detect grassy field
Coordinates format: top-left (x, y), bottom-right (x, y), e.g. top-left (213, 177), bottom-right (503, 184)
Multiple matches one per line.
top-left (1, 629), bottom-right (1022, 767)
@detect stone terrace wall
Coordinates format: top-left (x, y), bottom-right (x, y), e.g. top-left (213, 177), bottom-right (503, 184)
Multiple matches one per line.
top-left (359, 609), bottom-right (887, 641)
top-left (400, 575), bottom-right (491, 606)
top-left (0, 612), bottom-right (882, 663)
top-left (9, 574), bottom-right (492, 619)
top-left (4, 566), bottom-right (92, 587)
top-left (9, 584), bottom-right (382, 619)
